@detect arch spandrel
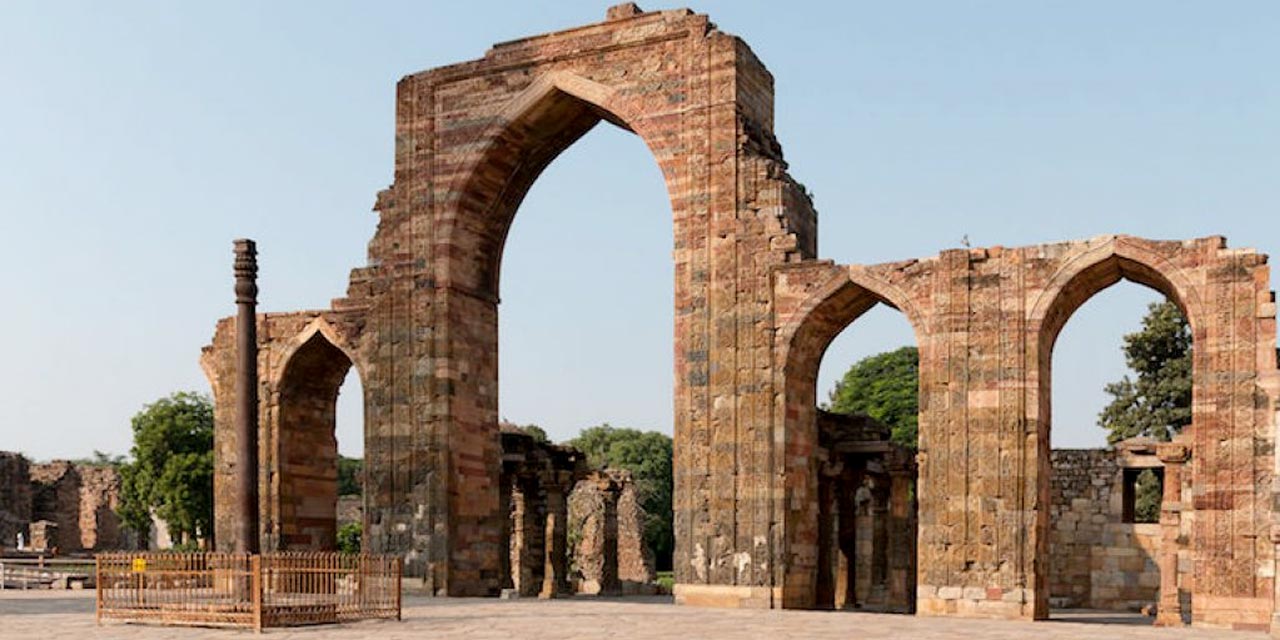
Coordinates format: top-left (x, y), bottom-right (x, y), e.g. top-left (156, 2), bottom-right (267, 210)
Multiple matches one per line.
top-left (1026, 235), bottom-right (1207, 344)
top-left (268, 316), bottom-right (366, 391)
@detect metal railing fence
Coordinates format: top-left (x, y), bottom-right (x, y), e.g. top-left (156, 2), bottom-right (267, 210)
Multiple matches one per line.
top-left (95, 551), bottom-right (401, 631)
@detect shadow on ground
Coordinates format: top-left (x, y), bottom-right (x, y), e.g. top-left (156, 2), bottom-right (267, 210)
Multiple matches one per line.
top-left (1050, 609), bottom-right (1153, 626)
top-left (0, 596), bottom-right (96, 616)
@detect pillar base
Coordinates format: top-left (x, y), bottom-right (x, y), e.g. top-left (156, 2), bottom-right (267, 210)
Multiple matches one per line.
top-left (673, 584), bottom-right (778, 609)
top-left (915, 586), bottom-right (1036, 620)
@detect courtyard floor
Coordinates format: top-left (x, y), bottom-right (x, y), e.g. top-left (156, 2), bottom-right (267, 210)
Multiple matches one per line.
top-left (0, 590), bottom-right (1268, 639)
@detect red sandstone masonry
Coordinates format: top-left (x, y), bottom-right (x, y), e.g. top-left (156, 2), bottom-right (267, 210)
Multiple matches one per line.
top-left (774, 235), bottom-right (1278, 626)
top-left (199, 5), bottom-right (1279, 632)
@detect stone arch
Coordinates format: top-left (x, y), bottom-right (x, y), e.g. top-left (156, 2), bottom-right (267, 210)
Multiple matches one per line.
top-left (425, 65), bottom-right (695, 596)
top-left (272, 317), bottom-right (366, 386)
top-left (206, 8), bottom-right (817, 599)
top-left (1024, 237), bottom-right (1204, 619)
top-left (441, 70), bottom-right (682, 300)
top-left (1028, 236), bottom-right (1203, 347)
top-left (268, 327), bottom-right (359, 551)
top-left (775, 265), bottom-right (925, 608)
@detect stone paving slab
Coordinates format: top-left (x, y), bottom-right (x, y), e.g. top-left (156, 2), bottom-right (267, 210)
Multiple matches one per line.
top-left (0, 592), bottom-right (1268, 639)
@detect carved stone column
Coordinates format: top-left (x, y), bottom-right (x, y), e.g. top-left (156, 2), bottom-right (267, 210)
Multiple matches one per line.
top-left (232, 238), bottom-right (259, 554)
top-left (815, 455), bottom-right (843, 609)
top-left (886, 451), bottom-right (916, 613)
top-left (1154, 442), bottom-right (1189, 627)
top-left (514, 476), bottom-right (544, 596)
top-left (870, 477), bottom-right (890, 605)
top-left (540, 473), bottom-right (572, 599)
top-left (837, 464), bottom-right (862, 609)
top-left (499, 470), bottom-right (514, 591)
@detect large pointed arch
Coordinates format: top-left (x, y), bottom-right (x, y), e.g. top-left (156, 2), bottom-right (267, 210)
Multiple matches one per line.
top-left (1023, 236), bottom-right (1205, 620)
top-left (774, 263), bottom-right (926, 608)
top-left (268, 325), bottom-right (360, 551)
top-left (441, 71), bottom-right (684, 300)
top-left (1028, 236), bottom-right (1204, 350)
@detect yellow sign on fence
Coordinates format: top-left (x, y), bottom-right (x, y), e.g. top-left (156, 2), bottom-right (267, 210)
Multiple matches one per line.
top-left (131, 558), bottom-right (146, 573)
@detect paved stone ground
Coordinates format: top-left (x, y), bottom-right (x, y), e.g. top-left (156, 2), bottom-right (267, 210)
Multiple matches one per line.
top-left (0, 591), bottom-right (1268, 639)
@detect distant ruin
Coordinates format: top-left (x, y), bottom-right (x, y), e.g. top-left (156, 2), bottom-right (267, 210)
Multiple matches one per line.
top-left (200, 4), bottom-right (1279, 631)
top-left (0, 453), bottom-right (125, 553)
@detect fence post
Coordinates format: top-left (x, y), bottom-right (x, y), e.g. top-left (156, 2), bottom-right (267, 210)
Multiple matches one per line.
top-left (251, 554), bottom-right (263, 633)
top-left (395, 557), bottom-right (403, 621)
top-left (95, 556), bottom-right (102, 626)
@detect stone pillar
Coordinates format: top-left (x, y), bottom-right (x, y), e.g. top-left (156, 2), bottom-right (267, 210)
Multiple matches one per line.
top-left (837, 465), bottom-right (862, 609)
top-left (540, 476), bottom-right (571, 598)
top-left (1154, 443), bottom-right (1188, 627)
top-left (870, 477), bottom-right (890, 605)
top-left (599, 478), bottom-right (623, 597)
top-left (514, 477), bottom-right (544, 597)
top-left (815, 457), bottom-right (842, 609)
top-left (232, 238), bottom-right (259, 554)
top-left (886, 454), bottom-right (916, 613)
top-left (499, 471), bottom-right (514, 591)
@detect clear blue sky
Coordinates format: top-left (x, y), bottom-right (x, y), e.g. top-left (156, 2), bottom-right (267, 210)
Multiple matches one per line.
top-left (1, 2), bottom-right (1275, 460)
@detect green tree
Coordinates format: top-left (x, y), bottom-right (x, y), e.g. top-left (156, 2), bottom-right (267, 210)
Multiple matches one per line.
top-left (1098, 300), bottom-right (1192, 444)
top-left (337, 522), bottom-right (362, 554)
top-left (825, 346), bottom-right (919, 448)
top-left (521, 424), bottom-right (550, 444)
top-left (338, 456), bottom-right (363, 496)
top-left (117, 392), bottom-right (214, 547)
top-left (1133, 469), bottom-right (1163, 523)
top-left (567, 424), bottom-right (674, 570)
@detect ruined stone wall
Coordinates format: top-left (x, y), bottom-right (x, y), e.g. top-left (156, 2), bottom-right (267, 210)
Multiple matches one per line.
top-left (569, 470), bottom-right (656, 594)
top-left (775, 235), bottom-right (1278, 626)
top-left (194, 4), bottom-right (1279, 628)
top-left (337, 496), bottom-right (361, 528)
top-left (205, 4), bottom-right (814, 602)
top-left (616, 478), bottom-right (656, 591)
top-left (24, 461), bottom-right (123, 552)
top-left (77, 465), bottom-right (122, 551)
top-left (30, 461), bottom-right (82, 552)
top-left (0, 452), bottom-right (32, 546)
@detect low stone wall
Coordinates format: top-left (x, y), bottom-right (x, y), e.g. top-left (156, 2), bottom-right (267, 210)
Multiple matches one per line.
top-left (1049, 448), bottom-right (1160, 611)
top-left (337, 495), bottom-right (362, 528)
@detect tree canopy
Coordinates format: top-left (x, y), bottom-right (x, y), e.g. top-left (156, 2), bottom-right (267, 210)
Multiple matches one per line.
top-left (567, 424), bottom-right (673, 570)
top-left (338, 456), bottom-right (362, 496)
top-left (117, 392), bottom-right (214, 547)
top-left (1097, 300), bottom-right (1192, 444)
top-left (825, 346), bottom-right (919, 448)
